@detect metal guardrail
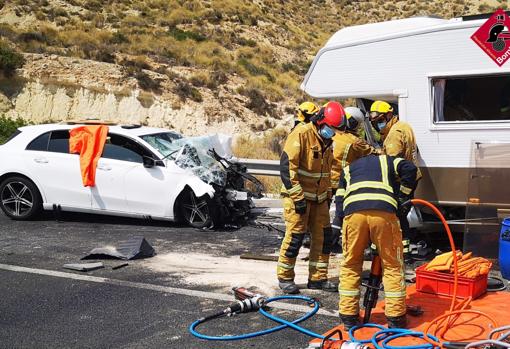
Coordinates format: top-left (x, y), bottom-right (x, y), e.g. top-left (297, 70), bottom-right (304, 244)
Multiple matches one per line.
top-left (238, 158), bottom-right (280, 176)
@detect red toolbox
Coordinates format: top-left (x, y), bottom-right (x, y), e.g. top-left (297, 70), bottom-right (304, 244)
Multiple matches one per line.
top-left (415, 264), bottom-right (488, 299)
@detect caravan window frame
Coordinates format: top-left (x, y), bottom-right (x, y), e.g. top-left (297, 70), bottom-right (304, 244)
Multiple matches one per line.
top-left (429, 70), bottom-right (510, 131)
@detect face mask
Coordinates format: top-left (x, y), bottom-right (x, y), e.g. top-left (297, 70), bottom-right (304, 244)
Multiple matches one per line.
top-left (319, 124), bottom-right (335, 139)
top-left (376, 120), bottom-right (387, 131)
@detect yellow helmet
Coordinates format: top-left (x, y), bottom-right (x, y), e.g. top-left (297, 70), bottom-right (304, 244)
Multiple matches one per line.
top-left (296, 101), bottom-right (320, 123)
top-left (370, 100), bottom-right (393, 113)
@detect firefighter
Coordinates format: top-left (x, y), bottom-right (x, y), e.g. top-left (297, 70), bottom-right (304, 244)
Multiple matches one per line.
top-left (330, 107), bottom-right (378, 253)
top-left (277, 101), bottom-right (346, 294)
top-left (291, 101), bottom-right (320, 248)
top-left (335, 154), bottom-right (417, 329)
top-left (293, 101), bottom-right (320, 129)
top-left (369, 101), bottom-right (421, 258)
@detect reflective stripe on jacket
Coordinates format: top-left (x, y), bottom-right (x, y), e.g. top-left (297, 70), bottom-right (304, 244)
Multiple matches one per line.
top-left (381, 118), bottom-right (422, 180)
top-left (280, 123), bottom-right (333, 203)
top-left (335, 154), bottom-right (417, 218)
top-left (331, 131), bottom-right (377, 189)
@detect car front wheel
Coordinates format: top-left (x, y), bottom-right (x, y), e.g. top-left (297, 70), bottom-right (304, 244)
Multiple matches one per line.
top-left (178, 189), bottom-right (213, 229)
top-left (0, 176), bottom-right (42, 220)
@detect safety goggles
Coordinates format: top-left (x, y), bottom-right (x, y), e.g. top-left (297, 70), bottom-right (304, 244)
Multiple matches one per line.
top-left (369, 111), bottom-right (386, 121)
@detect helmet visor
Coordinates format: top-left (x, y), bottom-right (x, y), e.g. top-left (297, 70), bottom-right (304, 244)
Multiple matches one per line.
top-left (369, 111), bottom-right (385, 121)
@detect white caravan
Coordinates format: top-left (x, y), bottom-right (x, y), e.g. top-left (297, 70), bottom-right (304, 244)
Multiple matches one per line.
top-left (302, 15), bottom-right (510, 256)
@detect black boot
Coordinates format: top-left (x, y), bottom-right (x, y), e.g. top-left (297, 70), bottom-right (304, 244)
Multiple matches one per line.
top-left (339, 314), bottom-right (360, 331)
top-left (307, 279), bottom-right (338, 292)
top-left (278, 279), bottom-right (300, 294)
top-left (386, 315), bottom-right (407, 329)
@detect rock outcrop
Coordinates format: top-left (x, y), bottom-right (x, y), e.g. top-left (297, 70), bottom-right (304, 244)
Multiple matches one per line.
top-left (1, 54), bottom-right (289, 136)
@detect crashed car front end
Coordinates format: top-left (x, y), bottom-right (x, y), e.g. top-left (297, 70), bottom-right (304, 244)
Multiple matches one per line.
top-left (142, 133), bottom-right (263, 226)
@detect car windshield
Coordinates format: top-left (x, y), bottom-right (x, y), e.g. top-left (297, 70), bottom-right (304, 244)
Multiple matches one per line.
top-left (140, 132), bottom-right (183, 157)
top-left (141, 132), bottom-right (229, 186)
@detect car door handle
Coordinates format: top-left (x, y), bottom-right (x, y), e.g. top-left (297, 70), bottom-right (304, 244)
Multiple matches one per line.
top-left (97, 164), bottom-right (112, 171)
top-left (33, 157), bottom-right (48, 164)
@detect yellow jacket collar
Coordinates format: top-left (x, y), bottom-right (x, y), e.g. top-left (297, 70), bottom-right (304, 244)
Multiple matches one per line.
top-left (381, 116), bottom-right (399, 141)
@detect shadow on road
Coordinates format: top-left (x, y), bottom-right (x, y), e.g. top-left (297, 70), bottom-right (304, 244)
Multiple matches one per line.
top-left (37, 210), bottom-right (185, 228)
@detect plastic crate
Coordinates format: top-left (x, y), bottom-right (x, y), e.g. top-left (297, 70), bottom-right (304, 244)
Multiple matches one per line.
top-left (415, 264), bottom-right (488, 299)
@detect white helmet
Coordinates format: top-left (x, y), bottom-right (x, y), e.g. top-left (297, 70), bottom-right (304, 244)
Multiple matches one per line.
top-left (344, 107), bottom-right (365, 132)
top-left (344, 107), bottom-right (364, 123)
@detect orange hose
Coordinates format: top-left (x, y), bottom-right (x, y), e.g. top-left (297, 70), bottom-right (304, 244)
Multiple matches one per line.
top-left (409, 199), bottom-right (499, 348)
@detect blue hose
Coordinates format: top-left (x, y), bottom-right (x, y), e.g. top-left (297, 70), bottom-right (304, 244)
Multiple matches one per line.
top-left (381, 331), bottom-right (438, 349)
top-left (189, 295), bottom-right (331, 341)
top-left (349, 323), bottom-right (387, 344)
top-left (349, 324), bottom-right (440, 349)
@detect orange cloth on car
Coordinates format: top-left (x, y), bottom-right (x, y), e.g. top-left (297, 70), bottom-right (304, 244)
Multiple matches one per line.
top-left (69, 125), bottom-right (108, 187)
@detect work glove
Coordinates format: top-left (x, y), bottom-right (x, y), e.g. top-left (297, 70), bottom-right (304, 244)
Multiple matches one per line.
top-left (331, 216), bottom-right (343, 243)
top-left (294, 199), bottom-right (307, 215)
top-left (397, 196), bottom-right (412, 217)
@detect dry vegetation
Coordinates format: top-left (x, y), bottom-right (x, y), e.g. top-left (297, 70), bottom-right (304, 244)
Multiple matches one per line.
top-left (233, 127), bottom-right (288, 193)
top-left (0, 0), bottom-right (499, 108)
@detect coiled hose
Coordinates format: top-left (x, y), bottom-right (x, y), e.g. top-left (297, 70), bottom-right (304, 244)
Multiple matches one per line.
top-left (189, 295), bottom-right (332, 341)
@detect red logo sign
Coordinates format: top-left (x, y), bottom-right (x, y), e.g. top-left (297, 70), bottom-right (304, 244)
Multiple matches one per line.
top-left (471, 9), bottom-right (510, 66)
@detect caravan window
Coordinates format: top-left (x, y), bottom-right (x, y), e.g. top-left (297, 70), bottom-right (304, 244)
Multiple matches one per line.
top-left (433, 75), bottom-right (510, 123)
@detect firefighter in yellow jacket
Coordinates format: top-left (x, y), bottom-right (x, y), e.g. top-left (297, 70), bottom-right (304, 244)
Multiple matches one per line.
top-left (369, 101), bottom-right (421, 257)
top-left (277, 101), bottom-right (346, 294)
top-left (335, 154), bottom-right (417, 329)
top-left (330, 107), bottom-right (378, 252)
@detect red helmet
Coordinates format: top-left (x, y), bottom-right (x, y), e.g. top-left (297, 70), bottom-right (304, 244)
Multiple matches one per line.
top-left (316, 101), bottom-right (346, 128)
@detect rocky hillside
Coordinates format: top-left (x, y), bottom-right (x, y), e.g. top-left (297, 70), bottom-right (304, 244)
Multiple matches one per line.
top-left (0, 0), bottom-right (502, 136)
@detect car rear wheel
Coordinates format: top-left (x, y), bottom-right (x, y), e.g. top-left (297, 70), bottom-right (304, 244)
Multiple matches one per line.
top-left (178, 189), bottom-right (213, 229)
top-left (0, 176), bottom-right (42, 220)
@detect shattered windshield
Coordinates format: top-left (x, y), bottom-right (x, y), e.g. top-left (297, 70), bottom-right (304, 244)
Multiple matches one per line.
top-left (141, 133), bottom-right (228, 186)
top-left (140, 132), bottom-right (183, 157)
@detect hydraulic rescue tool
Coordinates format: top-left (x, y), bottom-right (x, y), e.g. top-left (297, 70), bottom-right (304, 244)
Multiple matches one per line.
top-left (231, 286), bottom-right (267, 313)
top-left (362, 253), bottom-right (382, 324)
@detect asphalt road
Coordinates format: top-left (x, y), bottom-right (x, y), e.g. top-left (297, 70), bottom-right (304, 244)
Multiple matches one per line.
top-left (0, 211), bottom-right (341, 349)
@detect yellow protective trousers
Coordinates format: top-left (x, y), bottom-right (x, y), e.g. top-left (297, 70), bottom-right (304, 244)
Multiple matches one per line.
top-left (339, 210), bottom-right (406, 317)
top-left (277, 197), bottom-right (333, 282)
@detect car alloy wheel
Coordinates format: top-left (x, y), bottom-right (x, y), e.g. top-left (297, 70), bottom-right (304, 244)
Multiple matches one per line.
top-left (1, 181), bottom-right (34, 217)
top-left (180, 190), bottom-right (212, 228)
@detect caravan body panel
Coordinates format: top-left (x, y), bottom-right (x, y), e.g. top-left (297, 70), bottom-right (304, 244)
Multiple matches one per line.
top-left (302, 17), bottom-right (510, 207)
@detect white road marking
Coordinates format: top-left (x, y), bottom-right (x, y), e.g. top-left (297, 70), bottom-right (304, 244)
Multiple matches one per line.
top-left (0, 263), bottom-right (337, 317)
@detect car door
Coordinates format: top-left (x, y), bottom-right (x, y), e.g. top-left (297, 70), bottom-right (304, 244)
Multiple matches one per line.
top-left (91, 133), bottom-right (170, 216)
top-left (24, 130), bottom-right (91, 209)
top-left (123, 158), bottom-right (175, 218)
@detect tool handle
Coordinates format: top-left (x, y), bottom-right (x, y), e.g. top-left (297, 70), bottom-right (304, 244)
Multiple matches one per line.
top-left (362, 255), bottom-right (383, 323)
top-left (443, 342), bottom-right (470, 349)
top-left (233, 286), bottom-right (259, 301)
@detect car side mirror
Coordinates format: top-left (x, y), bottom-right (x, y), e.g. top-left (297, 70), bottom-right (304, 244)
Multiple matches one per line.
top-left (142, 156), bottom-right (156, 168)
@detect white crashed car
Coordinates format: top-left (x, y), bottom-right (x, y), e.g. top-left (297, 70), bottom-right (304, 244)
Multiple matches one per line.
top-left (0, 122), bottom-right (262, 228)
